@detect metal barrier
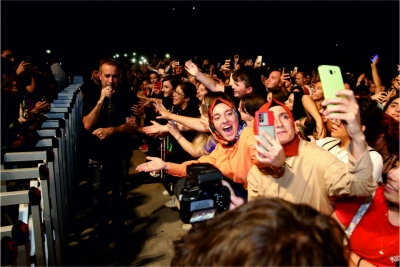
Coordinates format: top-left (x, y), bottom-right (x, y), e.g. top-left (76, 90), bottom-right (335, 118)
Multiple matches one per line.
top-left (0, 76), bottom-right (84, 266)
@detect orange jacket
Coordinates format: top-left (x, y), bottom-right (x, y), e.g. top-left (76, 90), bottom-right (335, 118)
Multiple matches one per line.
top-left (167, 127), bottom-right (268, 189)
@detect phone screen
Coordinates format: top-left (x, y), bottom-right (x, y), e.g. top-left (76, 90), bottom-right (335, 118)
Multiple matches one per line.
top-left (370, 54), bottom-right (378, 63)
top-left (318, 65), bottom-right (345, 102)
top-left (255, 111), bottom-right (275, 154)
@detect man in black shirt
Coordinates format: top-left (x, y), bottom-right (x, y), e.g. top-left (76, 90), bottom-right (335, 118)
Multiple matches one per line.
top-left (81, 65), bottom-right (101, 99)
top-left (82, 59), bottom-right (136, 248)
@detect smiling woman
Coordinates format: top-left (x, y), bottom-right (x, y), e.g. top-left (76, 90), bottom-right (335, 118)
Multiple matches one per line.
top-left (136, 97), bottom-right (270, 200)
top-left (333, 161), bottom-right (400, 267)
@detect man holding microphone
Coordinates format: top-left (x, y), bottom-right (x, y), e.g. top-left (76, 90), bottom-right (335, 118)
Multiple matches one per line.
top-left (82, 59), bottom-right (136, 250)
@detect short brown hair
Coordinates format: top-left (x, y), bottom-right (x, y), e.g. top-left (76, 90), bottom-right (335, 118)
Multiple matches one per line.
top-left (171, 198), bottom-right (348, 266)
top-left (99, 59), bottom-right (121, 74)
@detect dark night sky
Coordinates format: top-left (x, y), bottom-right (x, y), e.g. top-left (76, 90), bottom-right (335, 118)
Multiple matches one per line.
top-left (2, 1), bottom-right (399, 83)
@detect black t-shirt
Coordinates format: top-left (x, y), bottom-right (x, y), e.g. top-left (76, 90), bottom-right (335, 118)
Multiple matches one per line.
top-left (82, 85), bottom-right (137, 162)
top-left (81, 79), bottom-right (102, 97)
top-left (167, 103), bottom-right (200, 163)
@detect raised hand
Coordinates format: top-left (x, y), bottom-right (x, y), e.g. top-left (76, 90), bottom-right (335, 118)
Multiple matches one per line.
top-left (167, 120), bottom-right (181, 138)
top-left (34, 101), bottom-right (51, 113)
top-left (371, 56), bottom-right (379, 67)
top-left (371, 92), bottom-right (388, 103)
top-left (185, 61), bottom-right (200, 77)
top-left (154, 103), bottom-right (172, 120)
top-left (254, 130), bottom-right (286, 168)
top-left (142, 120), bottom-right (163, 136)
top-left (136, 156), bottom-right (167, 172)
top-left (15, 61), bottom-right (31, 75)
top-left (322, 90), bottom-right (362, 141)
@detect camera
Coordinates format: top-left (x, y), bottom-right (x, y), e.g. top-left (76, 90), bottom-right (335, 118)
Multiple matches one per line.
top-left (178, 163), bottom-right (231, 224)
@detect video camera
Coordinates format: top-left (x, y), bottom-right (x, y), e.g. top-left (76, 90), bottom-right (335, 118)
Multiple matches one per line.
top-left (178, 163), bottom-right (231, 224)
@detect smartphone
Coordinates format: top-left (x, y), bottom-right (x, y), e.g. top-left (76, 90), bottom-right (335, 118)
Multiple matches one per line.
top-left (200, 103), bottom-right (209, 118)
top-left (217, 63), bottom-right (221, 69)
top-left (256, 56), bottom-right (262, 64)
top-left (296, 122), bottom-right (307, 140)
top-left (254, 111), bottom-right (275, 155)
top-left (26, 56), bottom-right (31, 63)
top-left (293, 67), bottom-right (298, 72)
top-left (318, 65), bottom-right (345, 102)
top-left (370, 54), bottom-right (378, 63)
top-left (158, 68), bottom-right (165, 75)
top-left (176, 61), bottom-right (179, 66)
top-left (41, 96), bottom-right (47, 101)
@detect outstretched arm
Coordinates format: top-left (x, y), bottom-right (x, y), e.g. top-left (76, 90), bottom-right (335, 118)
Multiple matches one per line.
top-left (185, 61), bottom-right (225, 92)
top-left (371, 56), bottom-right (383, 93)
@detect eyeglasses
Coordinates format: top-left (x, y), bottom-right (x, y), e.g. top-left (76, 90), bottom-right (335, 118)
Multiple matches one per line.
top-left (329, 118), bottom-right (342, 127)
top-left (173, 90), bottom-right (185, 97)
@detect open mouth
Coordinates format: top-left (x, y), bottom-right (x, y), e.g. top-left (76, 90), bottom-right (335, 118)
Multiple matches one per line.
top-left (222, 125), bottom-right (233, 134)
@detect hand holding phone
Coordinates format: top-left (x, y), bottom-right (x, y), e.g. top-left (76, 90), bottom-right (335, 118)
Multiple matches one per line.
top-left (255, 111), bottom-right (275, 156)
top-left (370, 54), bottom-right (379, 64)
top-left (318, 65), bottom-right (345, 103)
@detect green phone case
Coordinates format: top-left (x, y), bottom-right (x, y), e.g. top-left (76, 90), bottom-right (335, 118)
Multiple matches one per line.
top-left (318, 65), bottom-right (345, 101)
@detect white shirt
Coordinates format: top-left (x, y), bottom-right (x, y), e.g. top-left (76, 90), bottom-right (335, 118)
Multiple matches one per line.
top-left (50, 63), bottom-right (66, 90)
top-left (316, 137), bottom-right (383, 183)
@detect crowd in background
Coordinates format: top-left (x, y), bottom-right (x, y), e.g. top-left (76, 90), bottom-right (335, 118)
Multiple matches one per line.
top-left (1, 48), bottom-right (399, 266)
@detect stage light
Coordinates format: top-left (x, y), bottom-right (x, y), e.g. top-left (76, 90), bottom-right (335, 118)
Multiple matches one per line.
top-left (133, 52), bottom-right (136, 56)
top-left (124, 54), bottom-right (127, 57)
top-left (166, 54), bottom-right (170, 58)
top-left (46, 50), bottom-right (51, 54)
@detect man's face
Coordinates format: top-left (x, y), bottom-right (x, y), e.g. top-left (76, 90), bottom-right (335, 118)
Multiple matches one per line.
top-left (1, 49), bottom-right (15, 61)
top-left (175, 65), bottom-right (183, 75)
top-left (91, 70), bottom-right (100, 81)
top-left (295, 73), bottom-right (305, 86)
top-left (99, 64), bottom-right (120, 90)
top-left (269, 105), bottom-right (295, 145)
top-left (265, 71), bottom-right (281, 89)
top-left (232, 79), bottom-right (251, 98)
top-left (150, 73), bottom-right (158, 84)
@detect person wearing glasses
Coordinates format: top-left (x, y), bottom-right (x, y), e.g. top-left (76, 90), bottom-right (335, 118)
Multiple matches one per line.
top-left (312, 95), bottom-right (383, 183)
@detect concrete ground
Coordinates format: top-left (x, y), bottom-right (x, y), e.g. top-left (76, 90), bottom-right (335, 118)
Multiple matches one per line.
top-left (65, 147), bottom-right (187, 266)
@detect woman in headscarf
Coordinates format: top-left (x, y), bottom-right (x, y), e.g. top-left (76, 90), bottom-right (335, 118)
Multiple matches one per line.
top-left (136, 97), bottom-right (269, 200)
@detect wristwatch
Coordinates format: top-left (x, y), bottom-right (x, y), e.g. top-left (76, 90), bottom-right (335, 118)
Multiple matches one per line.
top-left (269, 163), bottom-right (285, 177)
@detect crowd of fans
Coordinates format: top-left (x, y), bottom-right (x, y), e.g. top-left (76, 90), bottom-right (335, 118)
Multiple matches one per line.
top-left (2, 48), bottom-right (399, 266)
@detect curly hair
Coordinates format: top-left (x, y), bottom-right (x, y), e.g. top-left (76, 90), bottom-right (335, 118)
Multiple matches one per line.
top-left (171, 198), bottom-right (348, 266)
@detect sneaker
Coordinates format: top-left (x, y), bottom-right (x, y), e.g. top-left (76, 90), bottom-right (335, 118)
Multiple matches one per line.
top-left (162, 190), bottom-right (169, 196)
top-left (182, 224), bottom-right (192, 231)
top-left (138, 144), bottom-right (148, 153)
top-left (165, 196), bottom-right (178, 208)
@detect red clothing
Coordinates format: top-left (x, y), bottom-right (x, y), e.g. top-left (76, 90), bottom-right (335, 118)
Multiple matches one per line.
top-left (335, 186), bottom-right (400, 266)
top-left (167, 127), bottom-right (267, 189)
